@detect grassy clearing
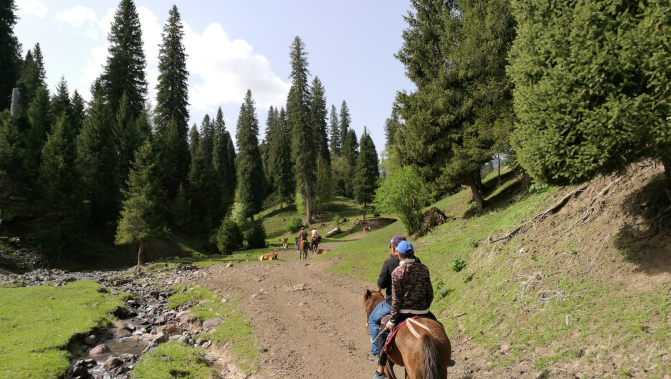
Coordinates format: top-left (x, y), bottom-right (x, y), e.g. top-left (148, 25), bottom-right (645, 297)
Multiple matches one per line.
top-left (0, 281), bottom-right (122, 379)
top-left (131, 342), bottom-right (219, 379)
top-left (166, 283), bottom-right (259, 373)
top-left (321, 168), bottom-right (671, 376)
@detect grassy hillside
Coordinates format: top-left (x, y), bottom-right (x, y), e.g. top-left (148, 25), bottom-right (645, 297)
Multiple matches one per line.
top-left (321, 164), bottom-right (671, 378)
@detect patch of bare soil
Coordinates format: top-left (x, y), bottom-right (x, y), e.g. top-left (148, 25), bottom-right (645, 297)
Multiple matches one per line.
top-left (197, 257), bottom-right (382, 378)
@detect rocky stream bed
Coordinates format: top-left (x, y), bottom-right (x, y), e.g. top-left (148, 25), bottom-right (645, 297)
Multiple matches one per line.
top-left (0, 259), bottom-right (223, 379)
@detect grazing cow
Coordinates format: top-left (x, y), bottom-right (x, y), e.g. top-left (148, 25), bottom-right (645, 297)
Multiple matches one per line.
top-left (226, 261), bottom-right (234, 268)
top-left (373, 214), bottom-right (380, 218)
top-left (259, 251), bottom-right (279, 261)
top-left (316, 248), bottom-right (331, 255)
top-left (352, 219), bottom-right (362, 225)
top-left (363, 226), bottom-right (371, 233)
top-left (281, 237), bottom-right (289, 249)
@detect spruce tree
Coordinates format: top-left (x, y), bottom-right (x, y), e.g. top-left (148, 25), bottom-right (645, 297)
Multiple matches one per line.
top-left (135, 103), bottom-right (153, 143)
top-left (24, 87), bottom-right (50, 181)
top-left (71, 90), bottom-right (86, 134)
top-left (116, 142), bottom-right (169, 266)
top-left (199, 114), bottom-right (215, 161)
top-left (189, 123), bottom-right (199, 158)
top-left (287, 36), bottom-right (316, 224)
top-left (309, 77), bottom-right (330, 164)
top-left (0, 114), bottom-right (26, 218)
top-left (77, 91), bottom-right (119, 227)
top-left (339, 101), bottom-right (351, 151)
top-left (235, 90), bottom-right (265, 220)
top-left (155, 5), bottom-right (189, 137)
top-left (32, 43), bottom-right (46, 87)
top-left (0, 0), bottom-right (21, 111)
top-left (354, 129), bottom-right (379, 211)
top-left (50, 77), bottom-right (71, 121)
top-left (16, 50), bottom-right (38, 110)
top-left (101, 0), bottom-right (148, 117)
top-left (271, 107), bottom-right (293, 205)
top-left (212, 107), bottom-right (234, 216)
top-left (262, 106), bottom-right (277, 193)
top-left (171, 183), bottom-right (191, 226)
top-left (154, 5), bottom-right (190, 196)
top-left (384, 105), bottom-right (402, 149)
top-left (328, 105), bottom-right (340, 156)
top-left (395, 0), bottom-right (515, 211)
top-left (342, 128), bottom-right (359, 198)
top-left (509, 0), bottom-right (671, 183)
top-left (188, 122), bottom-right (220, 230)
top-left (114, 92), bottom-right (141, 191)
top-left (38, 114), bottom-right (88, 243)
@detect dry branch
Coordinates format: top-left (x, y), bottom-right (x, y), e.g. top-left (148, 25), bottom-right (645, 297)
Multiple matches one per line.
top-left (534, 184), bottom-right (589, 222)
top-left (583, 234), bottom-right (610, 277)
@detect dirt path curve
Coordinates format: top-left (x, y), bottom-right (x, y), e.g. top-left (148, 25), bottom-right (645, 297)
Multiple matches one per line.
top-left (198, 256), bottom-right (389, 379)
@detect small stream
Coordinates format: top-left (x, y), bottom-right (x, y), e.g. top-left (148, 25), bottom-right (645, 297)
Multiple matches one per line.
top-left (0, 261), bottom-right (212, 379)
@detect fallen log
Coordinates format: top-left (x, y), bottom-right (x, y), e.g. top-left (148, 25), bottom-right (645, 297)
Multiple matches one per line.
top-left (325, 227), bottom-right (341, 238)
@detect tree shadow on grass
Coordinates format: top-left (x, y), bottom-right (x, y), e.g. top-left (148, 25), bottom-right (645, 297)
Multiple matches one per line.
top-left (614, 173), bottom-right (671, 275)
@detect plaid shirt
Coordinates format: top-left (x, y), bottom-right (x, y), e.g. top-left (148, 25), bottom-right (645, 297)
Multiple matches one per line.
top-left (389, 258), bottom-right (434, 325)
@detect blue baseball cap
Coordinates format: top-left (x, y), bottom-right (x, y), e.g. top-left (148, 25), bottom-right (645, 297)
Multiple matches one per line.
top-left (396, 240), bottom-right (414, 255)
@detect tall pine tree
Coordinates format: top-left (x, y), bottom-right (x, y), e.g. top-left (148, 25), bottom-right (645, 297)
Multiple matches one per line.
top-left (212, 107), bottom-right (234, 216)
top-left (38, 114), bottom-right (88, 243)
top-left (24, 87), bottom-right (50, 183)
top-left (309, 77), bottom-right (330, 164)
top-left (116, 142), bottom-right (169, 266)
top-left (339, 101), bottom-right (351, 152)
top-left (101, 0), bottom-right (148, 117)
top-left (287, 36), bottom-right (316, 224)
top-left (0, 114), bottom-right (26, 218)
top-left (342, 128), bottom-right (359, 198)
top-left (0, 0), bottom-right (21, 111)
top-left (328, 104), bottom-right (340, 156)
top-left (154, 5), bottom-right (190, 197)
top-left (50, 77), bottom-right (71, 122)
top-left (77, 90), bottom-right (119, 227)
top-left (188, 116), bottom-right (220, 230)
top-left (235, 90), bottom-right (265, 220)
top-left (354, 128), bottom-right (379, 212)
top-left (114, 92), bottom-right (141, 191)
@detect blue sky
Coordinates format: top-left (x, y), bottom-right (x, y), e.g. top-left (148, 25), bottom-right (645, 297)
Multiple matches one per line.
top-left (14, 0), bottom-right (415, 152)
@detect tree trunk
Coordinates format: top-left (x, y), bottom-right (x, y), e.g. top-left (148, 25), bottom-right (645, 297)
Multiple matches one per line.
top-left (520, 169), bottom-right (532, 192)
top-left (250, 214), bottom-right (255, 222)
top-left (362, 203), bottom-right (367, 221)
top-left (137, 240), bottom-right (144, 266)
top-left (475, 170), bottom-right (484, 194)
top-left (467, 175), bottom-right (485, 212)
top-left (10, 88), bottom-right (20, 121)
top-left (304, 179), bottom-right (312, 225)
top-left (497, 154), bottom-right (502, 185)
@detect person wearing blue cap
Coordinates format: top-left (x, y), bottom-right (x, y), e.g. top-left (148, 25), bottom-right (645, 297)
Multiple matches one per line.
top-left (371, 240), bottom-right (437, 379)
top-left (367, 235), bottom-right (423, 360)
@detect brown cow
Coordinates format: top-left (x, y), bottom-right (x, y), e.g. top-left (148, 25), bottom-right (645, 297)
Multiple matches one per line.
top-left (226, 261), bottom-right (234, 268)
top-left (281, 237), bottom-right (289, 249)
top-left (363, 226), bottom-right (371, 233)
top-left (259, 251), bottom-right (279, 261)
top-left (316, 248), bottom-right (331, 255)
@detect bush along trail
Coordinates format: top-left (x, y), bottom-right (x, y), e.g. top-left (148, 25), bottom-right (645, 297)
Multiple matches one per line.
top-left (0, 257), bottom-right (245, 379)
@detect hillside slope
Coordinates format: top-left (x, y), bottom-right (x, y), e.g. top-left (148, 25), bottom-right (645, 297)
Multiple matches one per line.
top-left (322, 162), bottom-right (671, 378)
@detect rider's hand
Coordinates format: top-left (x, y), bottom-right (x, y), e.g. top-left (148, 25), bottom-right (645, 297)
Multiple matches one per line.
top-left (385, 322), bottom-right (394, 331)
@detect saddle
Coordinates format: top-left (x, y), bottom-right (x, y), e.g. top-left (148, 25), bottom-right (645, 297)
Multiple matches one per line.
top-left (381, 315), bottom-right (439, 355)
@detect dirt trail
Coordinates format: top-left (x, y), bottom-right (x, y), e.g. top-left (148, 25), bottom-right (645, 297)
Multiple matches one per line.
top-left (198, 255), bottom-right (394, 378)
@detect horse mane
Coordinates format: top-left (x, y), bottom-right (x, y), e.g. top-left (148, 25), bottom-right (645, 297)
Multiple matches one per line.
top-left (361, 290), bottom-right (385, 313)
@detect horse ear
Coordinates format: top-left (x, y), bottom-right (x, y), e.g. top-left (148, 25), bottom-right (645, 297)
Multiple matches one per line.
top-left (365, 289), bottom-right (372, 297)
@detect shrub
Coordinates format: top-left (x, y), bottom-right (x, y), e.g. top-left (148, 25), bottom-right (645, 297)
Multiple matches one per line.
top-left (462, 271), bottom-right (474, 283)
top-left (450, 258), bottom-right (467, 272)
top-left (332, 214), bottom-right (341, 225)
top-left (216, 218), bottom-right (242, 254)
top-left (374, 166), bottom-right (430, 235)
top-left (286, 216), bottom-right (303, 233)
top-left (244, 221), bottom-right (267, 249)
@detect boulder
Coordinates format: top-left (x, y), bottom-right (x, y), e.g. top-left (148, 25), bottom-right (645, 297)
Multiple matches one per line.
top-left (154, 324), bottom-right (183, 336)
top-left (195, 338), bottom-right (207, 345)
top-left (103, 357), bottom-right (123, 369)
top-left (179, 313), bottom-right (198, 323)
top-left (89, 344), bottom-right (110, 354)
top-left (202, 318), bottom-right (223, 328)
top-left (83, 335), bottom-right (97, 346)
top-left (153, 332), bottom-right (169, 344)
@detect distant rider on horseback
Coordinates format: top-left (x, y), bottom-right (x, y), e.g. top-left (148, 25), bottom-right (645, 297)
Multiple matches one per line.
top-left (371, 240), bottom-right (436, 379)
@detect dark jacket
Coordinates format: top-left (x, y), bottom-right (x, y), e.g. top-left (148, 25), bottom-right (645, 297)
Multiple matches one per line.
top-left (389, 259), bottom-right (433, 325)
top-left (377, 254), bottom-right (421, 305)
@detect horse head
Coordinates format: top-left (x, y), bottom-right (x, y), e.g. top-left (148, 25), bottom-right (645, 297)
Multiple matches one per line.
top-left (362, 289), bottom-right (385, 320)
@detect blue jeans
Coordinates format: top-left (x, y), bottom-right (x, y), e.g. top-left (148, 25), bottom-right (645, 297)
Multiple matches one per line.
top-left (368, 301), bottom-right (391, 355)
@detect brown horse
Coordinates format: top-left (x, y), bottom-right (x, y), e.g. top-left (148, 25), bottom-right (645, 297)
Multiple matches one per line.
top-left (299, 240), bottom-right (309, 260)
top-left (362, 289), bottom-right (451, 379)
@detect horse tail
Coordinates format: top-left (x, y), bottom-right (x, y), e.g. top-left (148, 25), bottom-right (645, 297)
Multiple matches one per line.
top-left (419, 334), bottom-right (443, 379)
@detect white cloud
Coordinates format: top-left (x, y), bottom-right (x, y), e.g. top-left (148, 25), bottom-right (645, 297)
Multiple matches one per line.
top-left (56, 6), bottom-right (98, 38)
top-left (76, 6), bottom-right (289, 118)
top-left (184, 23), bottom-right (291, 112)
top-left (16, 0), bottom-right (47, 19)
